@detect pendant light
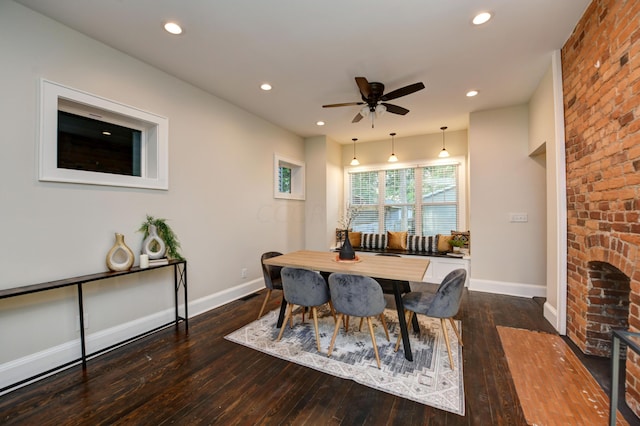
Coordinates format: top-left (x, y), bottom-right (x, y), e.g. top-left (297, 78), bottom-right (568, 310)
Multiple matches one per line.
top-left (350, 138), bottom-right (360, 166)
top-left (438, 126), bottom-right (450, 158)
top-left (388, 132), bottom-right (398, 162)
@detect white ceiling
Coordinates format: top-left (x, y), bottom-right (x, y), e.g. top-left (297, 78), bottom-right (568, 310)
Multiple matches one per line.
top-left (16, 0), bottom-right (590, 143)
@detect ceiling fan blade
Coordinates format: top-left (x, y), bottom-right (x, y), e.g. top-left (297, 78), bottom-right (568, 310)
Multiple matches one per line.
top-left (322, 102), bottom-right (364, 108)
top-left (382, 103), bottom-right (410, 115)
top-left (352, 113), bottom-right (364, 123)
top-left (355, 77), bottom-right (370, 99)
top-left (380, 82), bottom-right (425, 101)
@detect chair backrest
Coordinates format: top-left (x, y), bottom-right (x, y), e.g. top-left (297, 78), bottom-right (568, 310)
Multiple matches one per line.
top-left (328, 273), bottom-right (386, 317)
top-left (425, 269), bottom-right (467, 318)
top-left (261, 251), bottom-right (283, 290)
top-left (281, 267), bottom-right (330, 307)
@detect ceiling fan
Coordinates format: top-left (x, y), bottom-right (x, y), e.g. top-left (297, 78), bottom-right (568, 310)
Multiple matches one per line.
top-left (323, 77), bottom-right (425, 127)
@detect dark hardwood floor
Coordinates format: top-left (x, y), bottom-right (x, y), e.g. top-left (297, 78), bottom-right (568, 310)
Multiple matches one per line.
top-left (0, 288), bottom-right (623, 425)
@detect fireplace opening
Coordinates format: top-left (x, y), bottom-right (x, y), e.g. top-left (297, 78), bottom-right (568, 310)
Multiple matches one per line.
top-left (586, 261), bottom-right (630, 357)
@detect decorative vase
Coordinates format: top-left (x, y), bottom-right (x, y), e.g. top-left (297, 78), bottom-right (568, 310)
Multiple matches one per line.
top-left (106, 233), bottom-right (134, 271)
top-left (142, 224), bottom-right (167, 259)
top-left (339, 229), bottom-right (356, 260)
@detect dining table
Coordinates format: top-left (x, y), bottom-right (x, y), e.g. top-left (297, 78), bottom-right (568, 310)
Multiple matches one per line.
top-left (263, 250), bottom-right (431, 362)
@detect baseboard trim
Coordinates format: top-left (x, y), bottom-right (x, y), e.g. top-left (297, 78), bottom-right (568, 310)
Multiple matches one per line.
top-left (0, 278), bottom-right (264, 395)
top-left (189, 278), bottom-right (263, 317)
top-left (543, 301), bottom-right (563, 334)
top-left (469, 278), bottom-right (546, 298)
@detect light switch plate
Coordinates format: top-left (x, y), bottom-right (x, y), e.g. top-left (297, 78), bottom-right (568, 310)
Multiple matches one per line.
top-left (509, 213), bottom-right (528, 223)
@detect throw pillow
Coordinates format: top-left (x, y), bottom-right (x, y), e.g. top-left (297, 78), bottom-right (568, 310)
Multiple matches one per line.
top-left (437, 234), bottom-right (453, 252)
top-left (387, 231), bottom-right (408, 250)
top-left (451, 230), bottom-right (470, 250)
top-left (348, 231), bottom-right (362, 248)
top-left (406, 235), bottom-right (427, 251)
top-left (362, 233), bottom-right (387, 249)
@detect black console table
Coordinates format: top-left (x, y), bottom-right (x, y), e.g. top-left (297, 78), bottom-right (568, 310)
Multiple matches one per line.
top-left (0, 259), bottom-right (187, 393)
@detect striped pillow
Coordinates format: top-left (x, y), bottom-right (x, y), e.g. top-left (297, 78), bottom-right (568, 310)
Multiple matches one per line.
top-left (406, 235), bottom-right (428, 252)
top-left (361, 233), bottom-right (387, 249)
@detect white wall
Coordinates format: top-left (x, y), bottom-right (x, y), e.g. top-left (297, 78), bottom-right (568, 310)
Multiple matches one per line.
top-left (0, 1), bottom-right (304, 387)
top-left (304, 136), bottom-right (343, 250)
top-left (468, 105), bottom-right (547, 297)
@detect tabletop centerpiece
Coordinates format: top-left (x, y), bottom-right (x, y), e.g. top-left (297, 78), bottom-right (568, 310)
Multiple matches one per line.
top-left (337, 205), bottom-right (361, 261)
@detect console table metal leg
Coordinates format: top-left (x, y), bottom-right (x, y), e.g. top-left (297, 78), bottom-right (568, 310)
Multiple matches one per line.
top-left (174, 262), bottom-right (189, 332)
top-left (77, 283), bottom-right (87, 369)
top-left (609, 334), bottom-right (621, 426)
top-left (183, 263), bottom-right (188, 332)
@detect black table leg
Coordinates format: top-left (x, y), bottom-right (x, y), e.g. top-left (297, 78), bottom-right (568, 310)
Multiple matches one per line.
top-left (276, 295), bottom-right (287, 328)
top-left (393, 282), bottom-right (413, 361)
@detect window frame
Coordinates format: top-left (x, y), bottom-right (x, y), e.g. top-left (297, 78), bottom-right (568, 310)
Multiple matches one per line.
top-left (344, 157), bottom-right (467, 234)
top-left (273, 154), bottom-right (305, 200)
top-left (39, 79), bottom-right (169, 190)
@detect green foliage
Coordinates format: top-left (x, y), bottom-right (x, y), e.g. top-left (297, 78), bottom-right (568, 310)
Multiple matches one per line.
top-left (138, 215), bottom-right (184, 260)
top-left (450, 238), bottom-right (465, 248)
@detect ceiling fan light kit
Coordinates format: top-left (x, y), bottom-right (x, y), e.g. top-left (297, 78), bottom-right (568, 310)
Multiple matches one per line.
top-left (323, 77), bottom-right (425, 128)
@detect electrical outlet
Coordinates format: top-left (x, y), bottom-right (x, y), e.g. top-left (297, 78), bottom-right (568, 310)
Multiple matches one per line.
top-left (241, 268), bottom-right (248, 279)
top-left (509, 213), bottom-right (528, 223)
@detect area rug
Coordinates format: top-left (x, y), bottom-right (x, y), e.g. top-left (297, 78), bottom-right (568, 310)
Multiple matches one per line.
top-left (225, 308), bottom-right (464, 415)
top-left (497, 326), bottom-right (629, 426)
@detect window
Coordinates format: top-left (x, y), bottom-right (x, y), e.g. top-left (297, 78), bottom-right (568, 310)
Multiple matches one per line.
top-left (274, 154), bottom-right (305, 200)
top-left (348, 161), bottom-right (462, 235)
top-left (39, 79), bottom-right (169, 190)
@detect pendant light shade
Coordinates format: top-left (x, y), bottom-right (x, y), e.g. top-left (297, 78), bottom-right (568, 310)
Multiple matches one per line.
top-left (439, 126), bottom-right (450, 158)
top-left (350, 138), bottom-right (360, 166)
top-left (388, 132), bottom-right (398, 162)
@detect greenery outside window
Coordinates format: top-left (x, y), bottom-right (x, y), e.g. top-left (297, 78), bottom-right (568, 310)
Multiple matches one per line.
top-left (347, 160), bottom-right (463, 235)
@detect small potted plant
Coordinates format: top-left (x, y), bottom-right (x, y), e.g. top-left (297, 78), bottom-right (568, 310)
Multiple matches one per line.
top-left (138, 215), bottom-right (184, 260)
top-left (450, 238), bottom-right (465, 253)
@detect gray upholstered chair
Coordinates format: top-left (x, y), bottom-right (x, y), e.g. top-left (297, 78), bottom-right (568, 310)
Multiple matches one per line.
top-left (258, 251), bottom-right (284, 319)
top-left (277, 267), bottom-right (333, 352)
top-left (395, 269), bottom-right (467, 369)
top-left (327, 273), bottom-right (389, 369)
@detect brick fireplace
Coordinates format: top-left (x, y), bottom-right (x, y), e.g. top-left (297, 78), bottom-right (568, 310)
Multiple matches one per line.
top-left (562, 0), bottom-right (640, 416)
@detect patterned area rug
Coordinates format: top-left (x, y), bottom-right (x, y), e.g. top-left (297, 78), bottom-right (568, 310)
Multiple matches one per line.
top-left (225, 308), bottom-right (465, 415)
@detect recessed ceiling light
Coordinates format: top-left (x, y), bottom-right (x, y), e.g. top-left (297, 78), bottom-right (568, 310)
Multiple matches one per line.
top-left (316, 121), bottom-right (325, 126)
top-left (260, 83), bottom-right (272, 91)
top-left (466, 90), bottom-right (479, 97)
top-left (102, 131), bottom-right (111, 136)
top-left (472, 12), bottom-right (492, 25)
top-left (164, 22), bottom-right (183, 35)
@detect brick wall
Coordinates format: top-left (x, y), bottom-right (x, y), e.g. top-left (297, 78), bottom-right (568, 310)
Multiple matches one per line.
top-left (562, 0), bottom-right (640, 416)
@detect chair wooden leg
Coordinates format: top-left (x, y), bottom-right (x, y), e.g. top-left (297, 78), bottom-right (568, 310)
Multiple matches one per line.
top-left (358, 317), bottom-right (364, 331)
top-left (257, 289), bottom-right (272, 319)
top-left (312, 307), bottom-right (322, 353)
top-left (328, 313), bottom-right (344, 357)
top-left (448, 317), bottom-right (463, 346)
top-left (379, 313), bottom-right (390, 342)
top-left (366, 317), bottom-right (381, 369)
top-left (344, 315), bottom-right (350, 332)
top-left (395, 310), bottom-right (413, 352)
top-left (277, 303), bottom-right (294, 341)
top-left (328, 301), bottom-right (337, 322)
top-left (441, 318), bottom-right (455, 370)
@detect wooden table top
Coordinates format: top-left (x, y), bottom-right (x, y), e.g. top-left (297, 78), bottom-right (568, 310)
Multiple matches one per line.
top-left (263, 250), bottom-right (430, 282)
